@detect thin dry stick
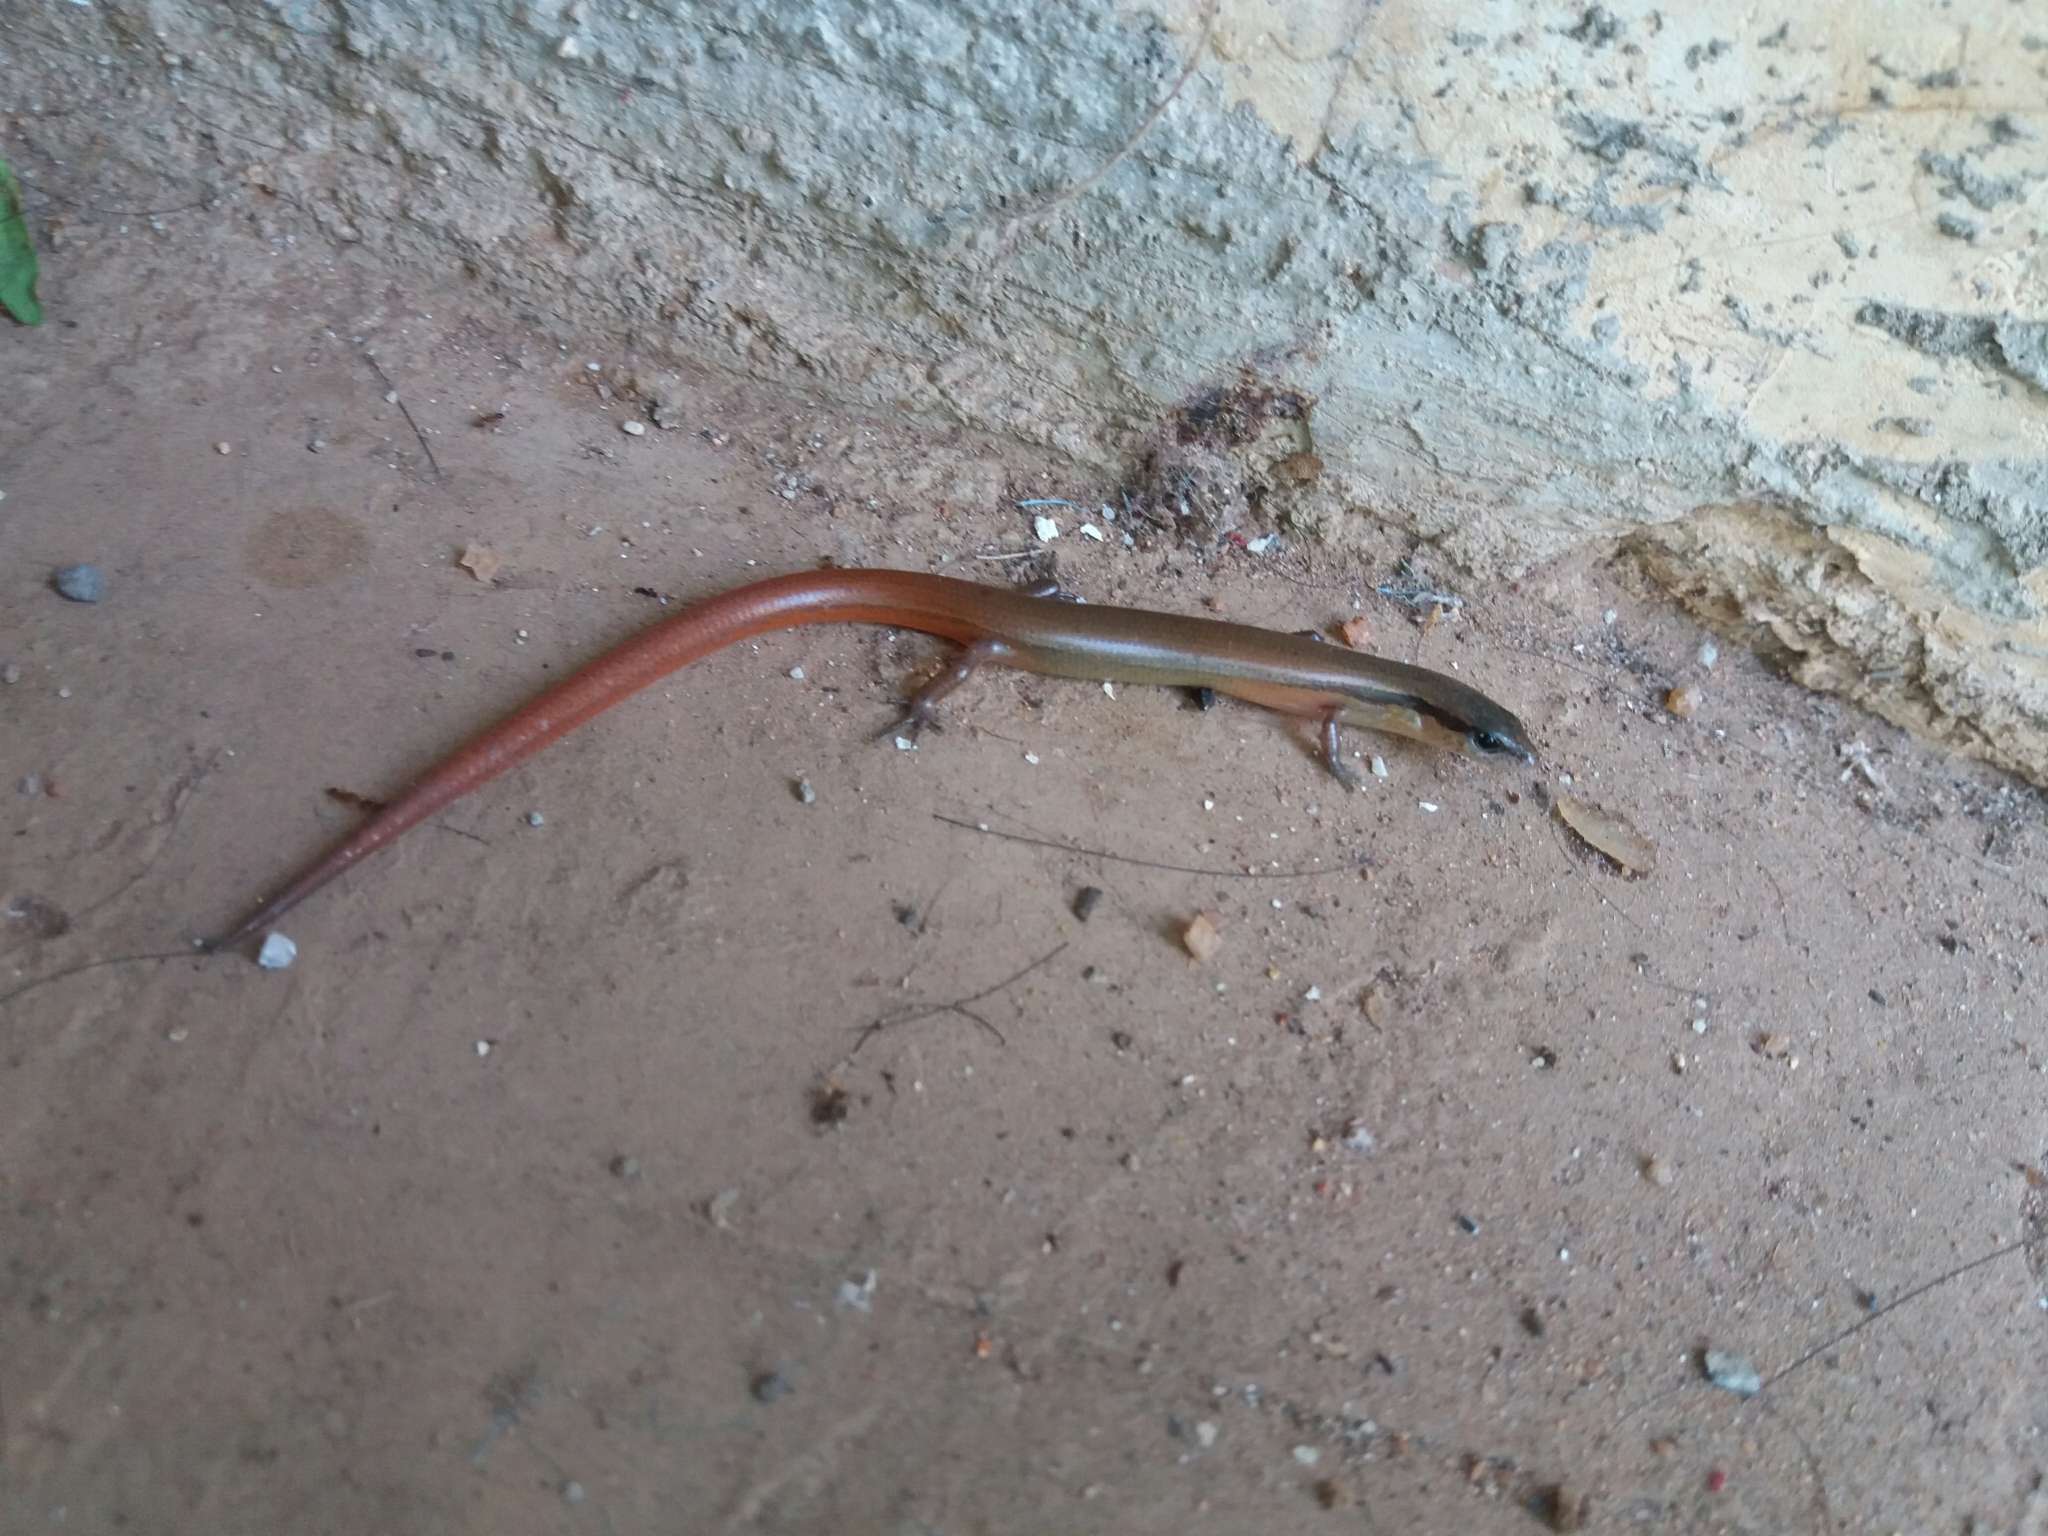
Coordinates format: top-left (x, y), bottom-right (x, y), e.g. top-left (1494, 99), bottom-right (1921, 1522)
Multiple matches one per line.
top-left (1758, 1232), bottom-right (2043, 1393)
top-left (362, 351), bottom-right (441, 478)
top-left (0, 950), bottom-right (195, 1011)
top-left (1617, 1226), bottom-right (2044, 1425)
top-left (933, 813), bottom-right (1368, 880)
top-left (992, 0), bottom-right (1218, 259)
top-left (852, 940), bottom-right (1070, 1053)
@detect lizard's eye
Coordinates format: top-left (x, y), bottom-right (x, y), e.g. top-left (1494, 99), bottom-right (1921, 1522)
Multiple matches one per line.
top-left (1469, 729), bottom-right (1520, 758)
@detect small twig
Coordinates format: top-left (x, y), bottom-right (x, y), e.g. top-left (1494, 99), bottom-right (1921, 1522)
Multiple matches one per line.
top-left (932, 813), bottom-right (1368, 880)
top-left (992, 0), bottom-right (1217, 259)
top-left (72, 754), bottom-right (218, 925)
top-left (7, 162), bottom-right (215, 220)
top-left (1758, 1233), bottom-right (2042, 1393)
top-left (362, 351), bottom-right (441, 478)
top-left (0, 950), bottom-right (196, 1011)
top-left (852, 940), bottom-right (1069, 1053)
top-left (1617, 1229), bottom-right (2044, 1426)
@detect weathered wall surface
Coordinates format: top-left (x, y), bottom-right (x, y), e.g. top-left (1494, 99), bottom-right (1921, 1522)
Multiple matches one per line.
top-left (7, 1), bottom-right (2045, 781)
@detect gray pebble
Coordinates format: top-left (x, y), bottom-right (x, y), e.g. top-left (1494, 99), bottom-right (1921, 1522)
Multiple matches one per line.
top-left (793, 777), bottom-right (816, 804)
top-left (751, 1369), bottom-right (792, 1403)
top-left (1, 662), bottom-right (19, 685)
top-left (52, 564), bottom-right (106, 603)
top-left (525, 810), bottom-right (545, 827)
top-left (561, 1480), bottom-right (585, 1505)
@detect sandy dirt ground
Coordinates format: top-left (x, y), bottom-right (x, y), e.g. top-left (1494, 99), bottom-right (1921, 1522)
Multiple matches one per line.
top-left (5, 233), bottom-right (2047, 1536)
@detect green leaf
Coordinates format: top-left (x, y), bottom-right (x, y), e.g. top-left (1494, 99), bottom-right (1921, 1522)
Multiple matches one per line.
top-left (0, 159), bottom-right (44, 327)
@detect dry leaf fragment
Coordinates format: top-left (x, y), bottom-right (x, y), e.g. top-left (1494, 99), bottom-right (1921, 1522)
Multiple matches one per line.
top-left (1556, 795), bottom-right (1656, 875)
top-left (1182, 911), bottom-right (1224, 962)
top-left (457, 544), bottom-right (502, 584)
top-left (1339, 616), bottom-right (1374, 650)
top-left (1273, 451), bottom-right (1324, 485)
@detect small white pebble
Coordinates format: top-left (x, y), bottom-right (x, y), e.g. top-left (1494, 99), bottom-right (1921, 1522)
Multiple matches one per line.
top-left (1691, 1018), bottom-right (1707, 1035)
top-left (1101, 681), bottom-right (1116, 699)
top-left (1033, 515), bottom-right (1060, 542)
top-left (1079, 523), bottom-right (1105, 541)
top-left (1292, 1445), bottom-right (1321, 1466)
top-left (383, 389), bottom-right (399, 403)
top-left (166, 1027), bottom-right (189, 1044)
top-left (1302, 985), bottom-right (1322, 1002)
top-left (556, 34), bottom-right (582, 59)
top-left (1603, 608), bottom-right (1617, 626)
top-left (256, 932), bottom-right (297, 970)
top-left (585, 361), bottom-right (602, 372)
top-left (1419, 801), bottom-right (1439, 813)
top-left (1370, 755), bottom-right (1388, 779)
top-left (526, 810), bottom-right (545, 827)
top-left (1202, 797), bottom-right (1214, 810)
top-left (795, 777), bottom-right (816, 804)
top-left (1024, 752), bottom-right (1039, 765)
top-left (788, 666), bottom-right (805, 681)
top-left (1196, 1421), bottom-right (1219, 1448)
top-left (620, 419), bottom-right (647, 436)
top-left (1559, 1247), bottom-right (1572, 1263)
top-left (214, 441), bottom-right (232, 455)
top-left (56, 686), bottom-right (72, 700)
top-left (894, 736), bottom-right (916, 751)
top-left (1698, 639), bottom-right (1720, 668)
top-left (475, 1039), bottom-right (492, 1057)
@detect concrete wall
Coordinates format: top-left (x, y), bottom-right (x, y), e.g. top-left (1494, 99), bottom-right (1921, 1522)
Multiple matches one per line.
top-left (10, 0), bottom-right (2046, 782)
